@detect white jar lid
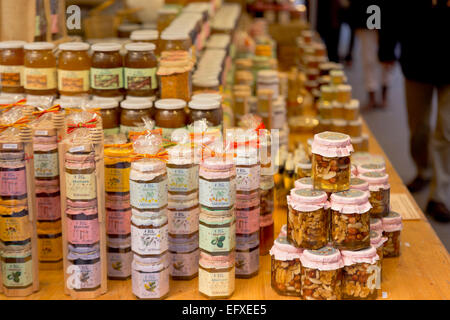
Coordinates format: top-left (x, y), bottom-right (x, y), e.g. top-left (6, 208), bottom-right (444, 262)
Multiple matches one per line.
top-left (88, 98), bottom-right (118, 109)
top-left (154, 99), bottom-right (186, 110)
top-left (121, 98), bottom-right (153, 110)
top-left (188, 99), bottom-right (220, 110)
top-left (125, 42), bottom-right (156, 52)
top-left (127, 96), bottom-right (156, 103)
top-left (24, 42), bottom-right (55, 50)
top-left (92, 95), bottom-right (123, 102)
top-left (59, 42), bottom-right (90, 51)
top-left (160, 32), bottom-right (189, 41)
top-left (0, 40), bottom-right (26, 49)
top-left (192, 93), bottom-right (222, 102)
top-left (130, 30), bottom-right (158, 41)
top-left (91, 42), bottom-right (122, 52)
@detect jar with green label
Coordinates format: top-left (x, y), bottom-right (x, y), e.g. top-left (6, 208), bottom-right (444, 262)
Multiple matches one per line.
top-left (199, 207), bottom-right (235, 255)
top-left (90, 43), bottom-right (123, 98)
top-left (1, 243), bottom-right (33, 290)
top-left (124, 43), bottom-right (158, 97)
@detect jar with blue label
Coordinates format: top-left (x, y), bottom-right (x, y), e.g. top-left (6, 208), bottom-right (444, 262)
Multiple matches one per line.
top-left (167, 145), bottom-right (199, 196)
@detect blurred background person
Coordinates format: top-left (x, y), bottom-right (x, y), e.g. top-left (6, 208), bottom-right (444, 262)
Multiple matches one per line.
top-left (315, 0), bottom-right (342, 62)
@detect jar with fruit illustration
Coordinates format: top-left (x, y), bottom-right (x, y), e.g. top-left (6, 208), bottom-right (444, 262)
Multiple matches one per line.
top-left (132, 251), bottom-right (169, 299)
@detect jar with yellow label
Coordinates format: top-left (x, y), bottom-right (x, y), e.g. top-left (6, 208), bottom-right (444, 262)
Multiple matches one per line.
top-left (0, 41), bottom-right (26, 94)
top-left (198, 251), bottom-right (235, 299)
top-left (24, 42), bottom-right (57, 96)
top-left (90, 43), bottom-right (123, 98)
top-left (58, 42), bottom-right (91, 96)
top-left (124, 43), bottom-right (158, 97)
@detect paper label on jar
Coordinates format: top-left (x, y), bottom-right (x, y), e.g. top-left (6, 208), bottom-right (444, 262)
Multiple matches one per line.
top-left (36, 193), bottom-right (61, 221)
top-left (235, 248), bottom-right (259, 276)
top-left (65, 172), bottom-right (97, 200)
top-left (199, 221), bottom-right (235, 253)
top-left (105, 166), bottom-right (130, 193)
top-left (38, 234), bottom-right (63, 262)
top-left (170, 249), bottom-right (199, 278)
top-left (199, 177), bottom-right (236, 208)
top-left (58, 69), bottom-right (90, 92)
top-left (129, 178), bottom-right (167, 209)
top-left (0, 214), bottom-right (32, 242)
top-left (168, 208), bottom-right (199, 235)
top-left (236, 166), bottom-right (260, 192)
top-left (236, 208), bottom-right (260, 234)
top-left (68, 260), bottom-right (101, 290)
top-left (167, 166), bottom-right (198, 193)
top-left (2, 259), bottom-right (33, 288)
top-left (198, 266), bottom-right (235, 297)
top-left (67, 217), bottom-right (100, 245)
top-left (24, 67), bottom-right (57, 90)
top-left (131, 223), bottom-right (168, 255)
top-left (124, 67), bottom-right (157, 90)
top-left (34, 152), bottom-right (59, 178)
top-left (104, 127), bottom-right (120, 136)
top-left (0, 65), bottom-right (23, 87)
top-left (107, 250), bottom-right (132, 278)
top-left (0, 167), bottom-right (27, 196)
top-left (132, 266), bottom-right (169, 299)
top-left (106, 209), bottom-right (131, 235)
top-left (90, 67), bottom-right (123, 90)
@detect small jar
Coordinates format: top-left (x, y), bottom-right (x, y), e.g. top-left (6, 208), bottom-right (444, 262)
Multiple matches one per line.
top-left (33, 134), bottom-right (59, 179)
top-left (198, 251), bottom-right (235, 299)
top-left (0, 40), bottom-right (26, 94)
top-left (311, 132), bottom-right (353, 192)
top-left (295, 161), bottom-right (312, 180)
top-left (167, 191), bottom-right (200, 235)
top-left (24, 42), bottom-right (57, 96)
top-left (320, 86), bottom-right (335, 103)
top-left (349, 177), bottom-right (369, 194)
top-left (351, 136), bottom-right (364, 152)
top-left (0, 151), bottom-right (27, 200)
top-left (107, 236), bottom-right (132, 280)
top-left (344, 99), bottom-right (360, 121)
top-left (67, 245), bottom-right (101, 291)
top-left (58, 42), bottom-right (91, 96)
top-left (357, 163), bottom-right (386, 175)
top-left (370, 217), bottom-right (383, 232)
top-left (233, 91), bottom-right (250, 120)
top-left (132, 252), bottom-right (170, 300)
top-left (106, 197), bottom-right (131, 237)
top-left (235, 201), bottom-right (260, 236)
top-left (318, 100), bottom-right (332, 119)
top-left (330, 70), bottom-right (345, 85)
top-left (235, 147), bottom-right (260, 193)
top-left (360, 172), bottom-right (390, 218)
top-left (370, 230), bottom-right (387, 261)
top-left (336, 84), bottom-right (352, 103)
top-left (270, 235), bottom-right (302, 296)
top-left (257, 70), bottom-right (279, 99)
top-left (64, 151), bottom-right (97, 201)
top-left (256, 88), bottom-right (274, 116)
top-left (199, 207), bottom-right (236, 255)
top-left (382, 211), bottom-right (402, 257)
top-left (169, 233), bottom-right (199, 280)
top-left (300, 246), bottom-right (343, 300)
top-left (1, 243), bottom-right (33, 289)
top-left (167, 145), bottom-right (199, 195)
top-left (347, 118), bottom-right (362, 137)
top-left (331, 102), bottom-right (344, 119)
top-left (294, 177), bottom-right (313, 190)
top-left (287, 189), bottom-right (330, 250)
top-left (361, 134), bottom-right (369, 151)
top-left (37, 220), bottom-right (63, 265)
top-left (318, 118), bottom-right (331, 132)
top-left (192, 78), bottom-right (220, 94)
top-left (188, 99), bottom-right (223, 132)
top-left (341, 246), bottom-right (380, 300)
top-left (154, 99), bottom-right (188, 141)
top-left (235, 232), bottom-right (259, 279)
top-left (90, 43), bottom-right (123, 98)
top-left (66, 202), bottom-right (99, 246)
top-left (120, 98), bottom-right (153, 137)
top-left (330, 190), bottom-right (372, 250)
top-left (124, 42), bottom-right (158, 97)
top-left (131, 209), bottom-right (168, 256)
top-left (104, 147), bottom-right (132, 195)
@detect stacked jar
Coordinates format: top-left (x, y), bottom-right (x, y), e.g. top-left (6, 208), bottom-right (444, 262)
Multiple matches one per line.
top-left (120, 98), bottom-right (153, 139)
top-left (23, 42), bottom-right (57, 96)
top-left (0, 41), bottom-right (26, 94)
top-left (198, 157), bottom-right (236, 299)
top-left (167, 145), bottom-right (200, 280)
top-left (154, 99), bottom-right (188, 142)
top-left (359, 171), bottom-right (390, 219)
top-left (382, 211), bottom-right (402, 258)
top-left (90, 43), bottom-right (123, 99)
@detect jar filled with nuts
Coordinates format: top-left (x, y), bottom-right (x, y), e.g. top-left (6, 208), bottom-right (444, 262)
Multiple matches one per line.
top-left (287, 189), bottom-right (330, 250)
top-left (269, 236), bottom-right (302, 297)
top-left (360, 171), bottom-right (390, 218)
top-left (330, 189), bottom-right (372, 250)
top-left (311, 132), bottom-right (354, 192)
top-left (370, 230), bottom-right (388, 262)
top-left (341, 246), bottom-right (381, 300)
top-left (370, 218), bottom-right (383, 232)
top-left (300, 246), bottom-right (344, 300)
top-left (382, 211), bottom-right (402, 257)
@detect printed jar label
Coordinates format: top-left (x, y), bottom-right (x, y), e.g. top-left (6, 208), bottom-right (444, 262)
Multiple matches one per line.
top-left (124, 67), bottom-right (157, 90)
top-left (129, 179), bottom-right (167, 209)
top-left (131, 223), bottom-right (168, 255)
top-left (199, 178), bottom-right (235, 208)
top-left (36, 193), bottom-right (61, 221)
top-left (235, 248), bottom-right (259, 276)
top-left (0, 215), bottom-right (31, 242)
top-left (90, 67), bottom-right (123, 89)
top-left (58, 69), bottom-right (90, 92)
top-left (107, 250), bottom-right (132, 278)
top-left (24, 67), bottom-right (57, 89)
top-left (198, 266), bottom-right (235, 297)
top-left (170, 249), bottom-right (199, 278)
top-left (236, 166), bottom-right (260, 192)
top-left (38, 235), bottom-right (63, 262)
top-left (0, 65), bottom-right (23, 87)
top-left (105, 166), bottom-right (130, 193)
top-left (0, 167), bottom-right (27, 196)
top-left (2, 259), bottom-right (33, 288)
top-left (65, 172), bottom-right (97, 200)
top-left (68, 261), bottom-right (101, 290)
top-left (168, 208), bottom-right (199, 235)
top-left (199, 221), bottom-right (235, 253)
top-left (106, 209), bottom-right (131, 235)
top-left (236, 208), bottom-right (260, 234)
top-left (67, 218), bottom-right (100, 245)
top-left (132, 267), bottom-right (169, 299)
top-left (167, 166), bottom-right (198, 193)
top-left (34, 152), bottom-right (59, 178)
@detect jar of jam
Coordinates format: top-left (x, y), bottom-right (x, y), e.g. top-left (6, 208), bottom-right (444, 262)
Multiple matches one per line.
top-left (131, 209), bottom-right (168, 256)
top-left (344, 99), bottom-right (360, 121)
top-left (154, 99), bottom-right (188, 141)
top-left (235, 232), bottom-right (259, 279)
top-left (107, 236), bottom-right (132, 280)
top-left (198, 251), bottom-right (235, 299)
top-left (331, 102), bottom-right (344, 119)
top-left (167, 145), bottom-right (199, 196)
top-left (120, 98), bottom-right (153, 138)
top-left (0, 41), bottom-right (25, 94)
top-left (58, 42), bottom-right (91, 96)
top-left (124, 43), bottom-right (158, 97)
top-left (168, 191), bottom-right (200, 235)
top-left (132, 251), bottom-right (170, 300)
top-left (295, 161), bottom-right (312, 179)
top-left (188, 99), bottom-right (223, 133)
top-left (169, 232), bottom-right (199, 280)
top-left (336, 84), bottom-right (352, 103)
top-left (88, 98), bottom-right (120, 136)
top-left (199, 207), bottom-right (236, 256)
top-left (105, 194), bottom-right (131, 237)
top-left (24, 42), bottom-right (57, 96)
top-left (1, 243), bottom-right (33, 290)
top-left (66, 202), bottom-right (100, 246)
top-left (64, 151), bottom-right (97, 202)
top-left (90, 43), bottom-right (123, 98)
top-left (67, 244), bottom-right (101, 291)
top-left (360, 172), bottom-right (390, 219)
top-left (382, 211), bottom-right (402, 257)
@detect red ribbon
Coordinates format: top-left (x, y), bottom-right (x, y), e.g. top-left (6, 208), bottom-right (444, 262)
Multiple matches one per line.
top-left (67, 118), bottom-right (97, 134)
top-left (0, 99), bottom-right (27, 110)
top-left (32, 104), bottom-right (61, 118)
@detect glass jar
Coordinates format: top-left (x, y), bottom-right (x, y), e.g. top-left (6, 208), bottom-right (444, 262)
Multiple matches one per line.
top-left (88, 98), bottom-right (120, 136)
top-left (104, 147), bottom-right (132, 196)
top-left (130, 30), bottom-right (159, 55)
top-left (106, 194), bottom-right (131, 237)
top-left (360, 172), bottom-right (390, 219)
top-left (37, 220), bottom-right (63, 266)
top-left (330, 70), bottom-right (345, 85)
top-left (131, 209), bottom-right (169, 256)
top-left (235, 147), bottom-right (260, 192)
top-left (259, 174), bottom-right (274, 256)
top-left (294, 177), bottom-right (313, 190)
top-left (199, 207), bottom-right (235, 255)
top-left (295, 161), bottom-right (312, 179)
top-left (0, 150), bottom-right (27, 201)
top-left (351, 136), bottom-right (363, 152)
top-left (320, 86), bottom-right (335, 103)
top-left (349, 177), bottom-right (369, 194)
top-left (331, 102), bottom-right (344, 119)
top-left (233, 91), bottom-right (250, 121)
top-left (287, 189), bottom-right (329, 250)
top-left (120, 98), bottom-right (153, 138)
top-left (235, 232), bottom-right (259, 279)
top-left (370, 217), bottom-right (383, 232)
top-left (347, 118), bottom-right (362, 137)
top-left (382, 211), bottom-right (402, 257)
top-left (24, 42), bottom-right (57, 96)
top-left (311, 132), bottom-right (353, 192)
top-left (331, 119), bottom-right (348, 134)
top-left (269, 235), bottom-right (302, 296)
top-left (67, 244), bottom-right (101, 291)
top-left (154, 99), bottom-right (188, 141)
top-left (370, 230), bottom-right (387, 262)
top-left (300, 246), bottom-right (343, 300)
top-left (344, 99), bottom-right (360, 121)
top-left (0, 204), bottom-right (31, 243)
top-left (336, 84), bottom-right (352, 103)
top-left (132, 251), bottom-right (170, 300)
top-left (318, 101), bottom-right (332, 119)
top-left (0, 41), bottom-right (25, 94)
top-left (107, 236), bottom-right (132, 280)
top-left (198, 251), bottom-right (235, 299)
top-left (64, 151), bottom-right (97, 202)
top-left (192, 78), bottom-right (220, 94)
top-left (257, 70), bottom-right (279, 99)
top-left (167, 191), bottom-right (199, 235)
top-left (1, 243), bottom-right (33, 290)
top-left (66, 202), bottom-right (100, 246)
top-left (90, 43), bottom-right (123, 98)
top-left (330, 190), bottom-right (371, 250)
top-left (169, 232), bottom-right (199, 280)
top-left (57, 42), bottom-right (90, 96)
top-left (341, 246), bottom-right (380, 300)
top-left (188, 99), bottom-right (223, 132)
top-left (124, 43), bottom-right (158, 97)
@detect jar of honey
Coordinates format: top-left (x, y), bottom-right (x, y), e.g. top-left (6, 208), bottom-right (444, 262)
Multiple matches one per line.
top-left (120, 98), bottom-right (153, 138)
top-left (0, 41), bottom-right (26, 94)
top-left (87, 98), bottom-right (120, 136)
top-left (188, 99), bottom-right (223, 132)
top-left (154, 99), bottom-right (188, 141)
top-left (130, 30), bottom-right (159, 56)
top-left (90, 43), bottom-right (123, 98)
top-left (24, 42), bottom-right (57, 96)
top-left (124, 43), bottom-right (158, 97)
top-left (58, 42), bottom-right (91, 96)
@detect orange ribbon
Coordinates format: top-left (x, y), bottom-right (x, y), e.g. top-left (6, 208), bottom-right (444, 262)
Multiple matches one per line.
top-left (0, 116), bottom-right (30, 132)
top-left (0, 99), bottom-right (27, 110)
top-left (131, 148), bottom-right (169, 162)
top-left (67, 118), bottom-right (98, 134)
top-left (128, 128), bottom-right (163, 141)
top-left (32, 104), bottom-right (61, 118)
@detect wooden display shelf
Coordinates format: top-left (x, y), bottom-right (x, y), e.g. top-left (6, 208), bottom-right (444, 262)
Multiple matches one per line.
top-left (0, 121), bottom-right (449, 300)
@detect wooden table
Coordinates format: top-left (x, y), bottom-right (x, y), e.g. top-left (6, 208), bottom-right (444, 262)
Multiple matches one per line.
top-left (1, 123), bottom-right (449, 300)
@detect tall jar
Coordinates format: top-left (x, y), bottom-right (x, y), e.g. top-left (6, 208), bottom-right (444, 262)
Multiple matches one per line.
top-left (360, 171), bottom-right (390, 218)
top-left (311, 131), bottom-right (353, 192)
top-left (124, 43), bottom-right (158, 97)
top-left (154, 99), bottom-right (188, 141)
top-left (24, 42), bottom-right (57, 96)
top-left (330, 189), bottom-right (372, 250)
top-left (382, 211), bottom-right (402, 257)
top-left (57, 42), bottom-right (91, 96)
top-left (0, 41), bottom-right (26, 94)
top-left (90, 43), bottom-right (123, 98)
top-left (132, 252), bottom-right (170, 300)
top-left (120, 98), bottom-right (153, 138)
top-left (198, 251), bottom-right (235, 299)
top-left (287, 189), bottom-right (330, 250)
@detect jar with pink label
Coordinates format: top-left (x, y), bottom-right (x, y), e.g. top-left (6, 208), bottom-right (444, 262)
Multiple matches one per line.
top-left (294, 177), bottom-right (313, 190)
top-left (107, 236), bottom-right (132, 280)
top-left (35, 179), bottom-right (61, 221)
top-left (198, 251), bottom-right (235, 299)
top-left (132, 251), bottom-right (170, 300)
top-left (169, 232), bottom-right (199, 280)
top-left (382, 211), bottom-right (402, 257)
top-left (131, 209), bottom-right (168, 256)
top-left (0, 151), bottom-right (27, 199)
top-left (360, 172), bottom-right (390, 219)
top-left (67, 244), bottom-right (101, 292)
top-left (106, 195), bottom-right (131, 237)
top-left (235, 232), bottom-right (259, 279)
top-left (66, 200), bottom-right (100, 246)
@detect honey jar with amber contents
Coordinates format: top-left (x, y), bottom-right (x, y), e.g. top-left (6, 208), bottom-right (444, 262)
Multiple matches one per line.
top-left (0, 41), bottom-right (26, 94)
top-left (24, 42), bottom-right (57, 96)
top-left (58, 42), bottom-right (91, 96)
top-left (90, 43), bottom-right (123, 98)
top-left (124, 43), bottom-right (158, 97)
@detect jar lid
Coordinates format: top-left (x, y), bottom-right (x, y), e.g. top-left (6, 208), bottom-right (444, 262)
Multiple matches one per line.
top-left (201, 157), bottom-right (234, 171)
top-left (91, 42), bottom-right (121, 52)
top-left (349, 177), bottom-right (369, 191)
top-left (130, 29), bottom-right (159, 41)
top-left (192, 93), bottom-right (222, 102)
top-left (125, 42), bottom-right (156, 52)
top-left (345, 99), bottom-right (360, 110)
top-left (300, 246), bottom-right (344, 271)
top-left (59, 42), bottom-right (90, 51)
top-left (287, 189), bottom-right (329, 212)
top-left (188, 99), bottom-right (220, 110)
top-left (370, 230), bottom-right (387, 248)
top-left (357, 163), bottom-right (386, 174)
top-left (0, 40), bottom-right (26, 49)
top-left (382, 211), bottom-right (403, 232)
top-left (167, 144), bottom-right (194, 164)
top-left (331, 119), bottom-right (346, 126)
top-left (88, 98), bottom-right (118, 109)
top-left (311, 131), bottom-right (353, 157)
top-left (131, 158), bottom-right (166, 173)
top-left (133, 252), bottom-right (169, 272)
top-left (330, 189), bottom-right (372, 214)
top-left (154, 99), bottom-right (186, 110)
top-left (160, 32), bottom-right (189, 40)
top-left (360, 171), bottom-right (390, 190)
top-left (341, 246), bottom-right (379, 266)
top-left (294, 177), bottom-right (313, 190)
top-left (131, 209), bottom-right (168, 227)
top-left (269, 235), bottom-right (302, 261)
top-left (92, 95), bottom-right (123, 102)
top-left (121, 98), bottom-right (152, 110)
top-left (351, 136), bottom-right (363, 144)
top-left (107, 235), bottom-right (131, 248)
top-left (24, 41), bottom-right (54, 50)
top-left (257, 69), bottom-right (278, 81)
top-left (370, 217), bottom-right (382, 230)
top-left (193, 78), bottom-right (220, 87)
